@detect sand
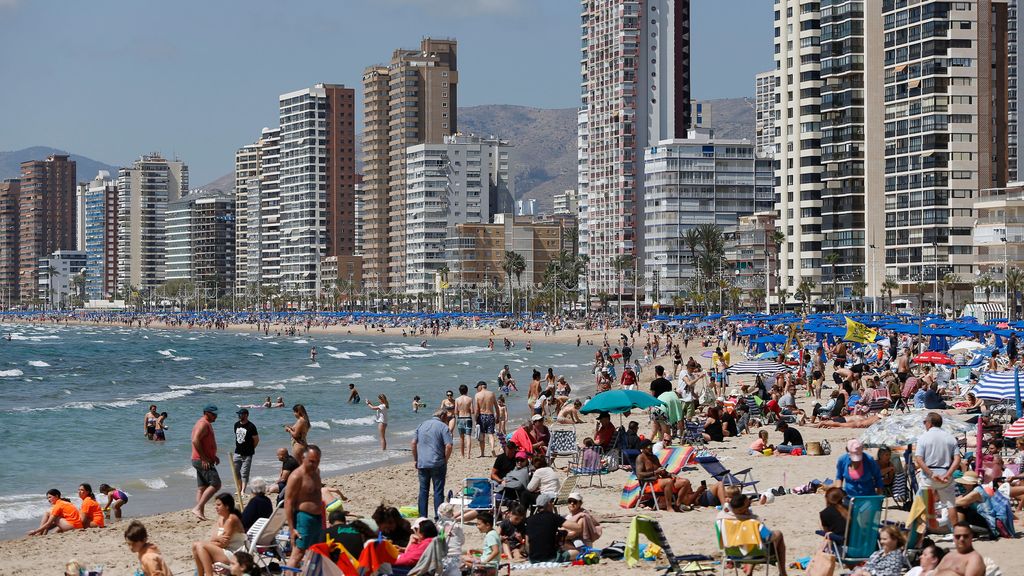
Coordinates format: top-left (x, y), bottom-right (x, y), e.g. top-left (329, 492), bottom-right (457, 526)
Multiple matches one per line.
top-left (0, 323), bottom-right (1017, 575)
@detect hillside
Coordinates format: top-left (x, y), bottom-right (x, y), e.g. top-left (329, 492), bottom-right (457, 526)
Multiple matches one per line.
top-left (0, 146), bottom-right (119, 182)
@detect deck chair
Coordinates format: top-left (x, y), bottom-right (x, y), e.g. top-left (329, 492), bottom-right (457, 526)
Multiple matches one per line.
top-left (570, 446), bottom-right (609, 487)
top-left (714, 518), bottom-right (778, 576)
top-left (683, 420), bottom-right (706, 445)
top-left (824, 495), bottom-right (885, 567)
top-left (865, 397), bottom-right (891, 414)
top-left (547, 428), bottom-right (578, 464)
top-left (408, 534), bottom-right (451, 576)
top-left (457, 478), bottom-right (496, 530)
top-left (744, 397), bottom-right (764, 428)
top-left (696, 454), bottom-right (759, 496)
top-left (551, 474), bottom-right (578, 510)
top-left (242, 507), bottom-right (287, 571)
top-left (625, 515), bottom-right (715, 575)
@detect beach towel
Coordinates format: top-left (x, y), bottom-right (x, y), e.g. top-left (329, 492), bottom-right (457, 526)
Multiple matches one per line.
top-left (510, 427), bottom-right (534, 454)
top-left (625, 515), bottom-right (665, 567)
top-left (658, 391), bottom-right (684, 424)
top-left (719, 519), bottom-right (763, 556)
top-left (305, 540), bottom-right (359, 576)
top-left (359, 538), bottom-right (400, 575)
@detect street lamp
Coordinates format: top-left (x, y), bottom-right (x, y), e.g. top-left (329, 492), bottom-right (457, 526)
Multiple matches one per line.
top-left (869, 243), bottom-right (877, 314)
top-left (1002, 236), bottom-right (1009, 313)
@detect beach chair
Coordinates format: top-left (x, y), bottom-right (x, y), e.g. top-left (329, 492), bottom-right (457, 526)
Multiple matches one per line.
top-left (683, 420), bottom-right (706, 445)
top-left (625, 515), bottom-right (715, 575)
top-left (744, 397), bottom-right (764, 428)
top-left (547, 428), bottom-right (578, 464)
top-left (824, 495), bottom-right (885, 567)
top-left (242, 507), bottom-right (287, 571)
top-left (552, 475), bottom-right (579, 510)
top-left (695, 454), bottom-right (759, 496)
top-left (865, 397), bottom-right (891, 414)
top-left (570, 446), bottom-right (609, 487)
top-left (458, 478), bottom-right (497, 530)
top-left (714, 518), bottom-right (778, 576)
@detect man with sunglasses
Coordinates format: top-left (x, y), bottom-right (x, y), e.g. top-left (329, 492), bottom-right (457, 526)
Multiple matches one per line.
top-left (932, 522), bottom-right (985, 576)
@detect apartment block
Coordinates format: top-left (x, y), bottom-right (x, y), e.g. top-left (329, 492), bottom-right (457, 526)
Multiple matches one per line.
top-left (1011, 0), bottom-right (1020, 182)
top-left (553, 189), bottom-right (579, 216)
top-left (0, 179), bottom-right (20, 305)
top-left (116, 154), bottom-right (188, 294)
top-left (642, 133), bottom-right (774, 303)
top-left (277, 84), bottom-right (356, 296)
top-left (18, 154), bottom-right (77, 301)
top-left (165, 189), bottom-right (235, 295)
top-left (234, 142), bottom-right (260, 296)
top-left (755, 71), bottom-right (777, 159)
top-left (37, 250), bottom-right (86, 308)
top-left (579, 0), bottom-right (691, 298)
top-left (404, 134), bottom-right (512, 294)
top-left (361, 38), bottom-right (459, 294)
top-left (81, 171), bottom-right (118, 299)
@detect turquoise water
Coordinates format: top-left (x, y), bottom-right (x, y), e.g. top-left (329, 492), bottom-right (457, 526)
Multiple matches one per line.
top-left (0, 323), bottom-right (590, 539)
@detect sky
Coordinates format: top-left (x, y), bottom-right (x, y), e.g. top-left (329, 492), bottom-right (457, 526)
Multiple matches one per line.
top-left (0, 0), bottom-right (774, 185)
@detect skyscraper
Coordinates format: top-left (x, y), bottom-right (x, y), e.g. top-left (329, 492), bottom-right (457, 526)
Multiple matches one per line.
top-left (18, 154), bottom-right (77, 301)
top-left (361, 38), bottom-right (458, 293)
top-left (0, 179), bottom-right (20, 305)
top-left (234, 142), bottom-right (261, 297)
top-left (277, 84), bottom-right (356, 296)
top-left (579, 0), bottom-right (691, 299)
top-left (81, 171), bottom-right (118, 300)
top-left (165, 189), bottom-right (235, 295)
top-left (754, 71), bottom-right (777, 159)
top-left (116, 154), bottom-right (188, 295)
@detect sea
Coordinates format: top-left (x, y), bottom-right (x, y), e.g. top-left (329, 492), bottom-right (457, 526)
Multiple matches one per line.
top-left (0, 322), bottom-right (592, 540)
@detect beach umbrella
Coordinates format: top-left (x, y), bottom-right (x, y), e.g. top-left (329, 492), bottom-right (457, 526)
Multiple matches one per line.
top-left (580, 390), bottom-right (663, 414)
top-left (912, 351), bottom-right (955, 365)
top-left (948, 341), bottom-right (985, 354)
top-left (860, 411), bottom-right (975, 448)
top-left (1004, 418), bottom-right (1024, 439)
top-left (727, 360), bottom-right (789, 375)
top-left (701, 350), bottom-right (715, 358)
top-left (973, 371), bottom-right (1023, 401)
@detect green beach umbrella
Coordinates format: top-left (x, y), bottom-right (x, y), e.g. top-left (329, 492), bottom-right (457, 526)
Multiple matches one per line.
top-left (580, 390), bottom-right (663, 414)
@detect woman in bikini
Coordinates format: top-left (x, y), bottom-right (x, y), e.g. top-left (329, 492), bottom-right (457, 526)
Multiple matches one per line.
top-left (285, 404), bottom-right (310, 461)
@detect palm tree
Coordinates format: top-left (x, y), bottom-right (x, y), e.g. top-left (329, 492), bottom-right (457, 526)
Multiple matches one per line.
top-left (561, 224), bottom-right (579, 258)
top-left (682, 227), bottom-right (702, 292)
top-left (750, 288), bottom-right (766, 312)
top-left (942, 273), bottom-right (960, 316)
top-left (501, 251), bottom-right (526, 314)
top-left (975, 274), bottom-right (994, 304)
top-left (882, 278), bottom-right (899, 311)
top-left (796, 278), bottom-right (816, 314)
top-left (1007, 267), bottom-right (1024, 321)
top-left (915, 280), bottom-right (927, 313)
top-left (826, 251), bottom-right (842, 313)
top-left (612, 254), bottom-right (634, 321)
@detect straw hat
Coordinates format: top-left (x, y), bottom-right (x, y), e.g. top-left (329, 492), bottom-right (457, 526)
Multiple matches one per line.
top-left (955, 471), bottom-right (981, 486)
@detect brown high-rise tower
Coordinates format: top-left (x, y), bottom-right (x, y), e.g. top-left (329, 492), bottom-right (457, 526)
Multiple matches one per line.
top-left (17, 155), bottom-right (77, 301)
top-left (0, 179), bottom-right (21, 305)
top-left (361, 38), bottom-right (458, 292)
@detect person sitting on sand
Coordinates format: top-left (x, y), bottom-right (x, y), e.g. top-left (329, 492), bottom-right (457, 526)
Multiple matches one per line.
top-left (241, 478), bottom-right (273, 531)
top-left (717, 493), bottom-right (789, 576)
top-left (124, 520), bottom-right (173, 576)
top-left (78, 483), bottom-right (104, 529)
top-left (749, 430), bottom-right (774, 455)
top-left (564, 492), bottom-right (603, 547)
top-left (28, 488), bottom-right (83, 535)
top-left (394, 518), bottom-right (438, 568)
top-left (526, 454), bottom-right (561, 505)
top-left (850, 525), bottom-right (907, 576)
top-left (99, 484), bottom-right (128, 519)
top-left (373, 505), bottom-right (413, 547)
top-left (525, 494), bottom-right (580, 563)
top-left (229, 551), bottom-right (256, 576)
top-left (191, 493), bottom-right (245, 576)
top-left (462, 512), bottom-right (500, 573)
top-left (557, 399), bottom-right (584, 424)
top-left (819, 487), bottom-right (849, 541)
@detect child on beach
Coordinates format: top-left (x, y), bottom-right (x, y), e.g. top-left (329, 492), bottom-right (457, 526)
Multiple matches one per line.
top-left (463, 511), bottom-right (500, 574)
top-left (367, 394), bottom-right (390, 450)
top-left (412, 396), bottom-right (426, 412)
top-left (154, 411), bottom-right (168, 441)
top-left (78, 483), bottom-right (104, 528)
top-left (750, 430), bottom-right (774, 455)
top-left (99, 483), bottom-right (128, 519)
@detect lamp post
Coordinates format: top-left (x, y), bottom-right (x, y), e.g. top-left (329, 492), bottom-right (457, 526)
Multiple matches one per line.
top-left (869, 243), bottom-right (877, 314)
top-left (1002, 236), bottom-right (1009, 314)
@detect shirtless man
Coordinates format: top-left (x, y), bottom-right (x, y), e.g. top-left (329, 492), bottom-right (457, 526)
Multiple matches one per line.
top-left (474, 381), bottom-right (498, 457)
top-left (896, 348), bottom-right (911, 384)
top-left (932, 522), bottom-right (985, 576)
top-left (454, 384), bottom-right (474, 458)
top-left (124, 520), bottom-right (173, 576)
top-left (284, 445), bottom-right (324, 568)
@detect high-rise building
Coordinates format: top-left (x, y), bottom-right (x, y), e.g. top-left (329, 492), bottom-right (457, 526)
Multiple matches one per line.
top-left (642, 133), bottom-right (774, 304)
top-left (353, 177), bottom-right (365, 256)
top-left (256, 128), bottom-right (282, 291)
top-left (37, 250), bottom-right (86, 308)
top-left (18, 154), bottom-right (77, 301)
top-left (576, 108), bottom-right (590, 285)
top-left (361, 38), bottom-right (458, 294)
top-left (553, 190), bottom-right (579, 216)
top-left (81, 171), bottom-right (119, 300)
top-left (754, 71), bottom-right (777, 159)
top-left (0, 179), bottom-right (20, 305)
top-left (404, 134), bottom-right (512, 293)
top-left (277, 84), bottom-right (356, 296)
top-left (690, 100), bottom-right (712, 130)
top-left (579, 0), bottom-right (691, 298)
top-left (116, 154), bottom-right (188, 295)
top-left (234, 142), bottom-right (260, 297)
top-left (1010, 0), bottom-right (1020, 183)
top-left (882, 0), bottom-right (1009, 309)
top-left (165, 189), bottom-right (235, 295)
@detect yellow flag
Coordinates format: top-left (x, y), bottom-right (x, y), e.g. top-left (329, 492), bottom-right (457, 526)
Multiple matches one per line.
top-left (844, 316), bottom-right (877, 344)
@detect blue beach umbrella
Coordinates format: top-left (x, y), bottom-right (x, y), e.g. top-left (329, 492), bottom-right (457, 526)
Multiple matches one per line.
top-left (580, 390), bottom-right (664, 414)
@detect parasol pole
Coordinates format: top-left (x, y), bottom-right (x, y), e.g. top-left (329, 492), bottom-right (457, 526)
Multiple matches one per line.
top-left (1016, 366), bottom-right (1022, 419)
top-left (975, 419), bottom-right (983, 475)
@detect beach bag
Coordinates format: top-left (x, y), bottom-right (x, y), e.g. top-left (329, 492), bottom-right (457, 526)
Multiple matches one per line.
top-left (805, 540), bottom-right (836, 576)
top-left (600, 540), bottom-right (626, 560)
top-left (699, 386), bottom-right (716, 407)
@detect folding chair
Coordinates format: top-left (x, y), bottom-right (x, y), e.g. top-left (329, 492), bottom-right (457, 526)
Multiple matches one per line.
top-left (683, 420), bottom-right (706, 445)
top-left (457, 478), bottom-right (496, 530)
top-left (744, 397), bottom-right (764, 428)
top-left (822, 495), bottom-right (884, 567)
top-left (570, 446), bottom-right (609, 487)
top-left (696, 454), bottom-right (759, 496)
top-left (241, 507), bottom-right (287, 571)
top-left (625, 515), bottom-right (715, 575)
top-left (547, 428), bottom-right (578, 464)
top-left (714, 518), bottom-right (778, 576)
top-left (552, 475), bottom-right (579, 510)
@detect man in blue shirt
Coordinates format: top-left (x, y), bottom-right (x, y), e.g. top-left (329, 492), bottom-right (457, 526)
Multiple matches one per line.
top-left (412, 409), bottom-right (453, 518)
top-left (834, 439), bottom-right (884, 497)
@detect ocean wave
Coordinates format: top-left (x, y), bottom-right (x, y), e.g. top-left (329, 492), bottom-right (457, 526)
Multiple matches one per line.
top-left (294, 339), bottom-right (309, 344)
top-left (338, 373), bottom-right (362, 380)
top-left (140, 477), bottom-right (167, 490)
top-left (331, 434), bottom-right (377, 444)
top-left (168, 380), bottom-right (255, 391)
top-left (331, 416), bottom-right (375, 426)
top-left (27, 360), bottom-right (50, 367)
top-left (552, 364), bottom-right (580, 368)
top-left (178, 467), bottom-right (197, 479)
top-left (0, 497), bottom-right (49, 525)
top-left (458, 361), bottom-right (470, 365)
top-left (261, 384), bottom-right (287, 390)
top-left (9, 333), bottom-right (60, 341)
top-left (328, 351), bottom-right (367, 359)
top-left (0, 369), bottom-right (24, 377)
top-left (324, 346), bottom-right (338, 351)
top-left (172, 356), bottom-right (192, 361)
top-left (140, 390), bottom-right (194, 402)
top-left (396, 366), bottom-right (411, 371)
top-left (251, 352), bottom-right (264, 357)
top-left (310, 420), bottom-right (331, 430)
top-left (157, 349), bottom-right (175, 356)
top-left (375, 376), bottom-right (397, 382)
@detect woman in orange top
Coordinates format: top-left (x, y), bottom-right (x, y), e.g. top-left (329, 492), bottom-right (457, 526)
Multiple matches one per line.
top-left (27, 488), bottom-right (83, 535)
top-left (78, 483), bottom-right (104, 529)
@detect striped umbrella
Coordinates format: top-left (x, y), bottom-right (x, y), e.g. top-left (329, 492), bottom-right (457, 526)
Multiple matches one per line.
top-left (973, 372), bottom-right (1022, 400)
top-left (727, 360), bottom-right (789, 375)
top-left (1005, 418), bottom-right (1024, 439)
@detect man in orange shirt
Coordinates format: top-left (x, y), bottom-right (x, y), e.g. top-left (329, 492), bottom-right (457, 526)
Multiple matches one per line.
top-left (78, 483), bottom-right (105, 528)
top-left (28, 488), bottom-right (83, 535)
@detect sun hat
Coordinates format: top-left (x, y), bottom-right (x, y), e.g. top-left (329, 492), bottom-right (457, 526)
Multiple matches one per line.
top-left (956, 471), bottom-right (981, 485)
top-left (846, 438), bottom-right (864, 462)
top-left (531, 414), bottom-right (544, 422)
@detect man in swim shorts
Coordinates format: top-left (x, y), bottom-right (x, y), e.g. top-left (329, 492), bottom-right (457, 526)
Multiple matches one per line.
top-left (190, 404), bottom-right (220, 521)
top-left (284, 445), bottom-right (324, 567)
top-left (454, 384), bottom-right (474, 458)
top-left (474, 381), bottom-right (498, 457)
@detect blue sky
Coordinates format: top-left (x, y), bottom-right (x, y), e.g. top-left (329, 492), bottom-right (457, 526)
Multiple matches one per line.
top-left (0, 0), bottom-right (773, 184)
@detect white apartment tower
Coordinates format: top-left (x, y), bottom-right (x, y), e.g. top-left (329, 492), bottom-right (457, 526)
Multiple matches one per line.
top-left (234, 142), bottom-right (260, 297)
top-left (579, 0), bottom-right (691, 298)
top-left (116, 154), bottom-right (188, 294)
top-left (754, 71), bottom-right (777, 159)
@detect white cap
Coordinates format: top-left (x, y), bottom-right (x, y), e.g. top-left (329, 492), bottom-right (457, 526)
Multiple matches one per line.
top-left (531, 414), bottom-right (543, 422)
top-left (568, 492), bottom-right (582, 502)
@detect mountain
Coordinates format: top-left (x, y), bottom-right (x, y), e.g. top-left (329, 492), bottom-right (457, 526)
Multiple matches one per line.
top-left (197, 98), bottom-right (757, 211)
top-left (0, 146), bottom-right (120, 182)
top-left (198, 171), bottom-right (234, 193)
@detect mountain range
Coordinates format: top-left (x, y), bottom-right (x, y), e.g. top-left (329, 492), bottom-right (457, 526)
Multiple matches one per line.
top-left (0, 98), bottom-right (755, 211)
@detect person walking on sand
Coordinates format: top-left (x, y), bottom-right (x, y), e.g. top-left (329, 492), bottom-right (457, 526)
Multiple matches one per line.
top-left (454, 384), bottom-right (474, 458)
top-left (124, 520), bottom-right (174, 576)
top-left (191, 404), bottom-right (221, 521)
top-left (412, 409), bottom-right (453, 518)
top-left (284, 445), bottom-right (324, 568)
top-left (233, 408), bottom-right (260, 495)
top-left (474, 381), bottom-right (498, 457)
top-left (285, 404), bottom-right (310, 461)
top-left (367, 394), bottom-right (390, 450)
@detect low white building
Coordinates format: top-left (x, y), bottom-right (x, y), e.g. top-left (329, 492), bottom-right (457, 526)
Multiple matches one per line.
top-left (38, 250), bottom-right (87, 308)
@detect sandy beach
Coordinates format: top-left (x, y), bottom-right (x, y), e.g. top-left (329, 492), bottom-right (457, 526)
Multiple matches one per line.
top-left (0, 321), bottom-right (1018, 575)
